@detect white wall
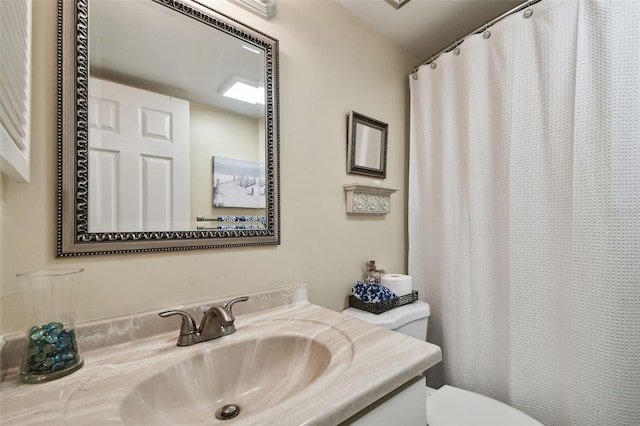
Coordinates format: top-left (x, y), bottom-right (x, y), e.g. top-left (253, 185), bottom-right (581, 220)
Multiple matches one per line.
top-left (0, 0), bottom-right (417, 334)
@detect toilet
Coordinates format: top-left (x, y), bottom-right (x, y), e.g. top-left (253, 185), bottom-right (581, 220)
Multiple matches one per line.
top-left (342, 301), bottom-right (542, 426)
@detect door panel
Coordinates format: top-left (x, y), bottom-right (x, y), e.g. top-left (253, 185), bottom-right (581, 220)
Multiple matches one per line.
top-left (88, 148), bottom-right (119, 232)
top-left (88, 77), bottom-right (190, 232)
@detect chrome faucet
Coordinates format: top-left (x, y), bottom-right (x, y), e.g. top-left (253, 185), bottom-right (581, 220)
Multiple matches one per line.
top-left (159, 296), bottom-right (248, 346)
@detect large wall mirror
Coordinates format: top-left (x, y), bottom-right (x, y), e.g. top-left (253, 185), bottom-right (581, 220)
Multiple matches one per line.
top-left (57, 0), bottom-right (280, 256)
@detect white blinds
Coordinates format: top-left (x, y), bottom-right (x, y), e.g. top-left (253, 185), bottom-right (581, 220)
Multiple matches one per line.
top-left (0, 0), bottom-right (32, 182)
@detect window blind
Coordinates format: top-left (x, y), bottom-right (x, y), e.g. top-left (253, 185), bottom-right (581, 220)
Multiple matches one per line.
top-left (0, 0), bottom-right (32, 182)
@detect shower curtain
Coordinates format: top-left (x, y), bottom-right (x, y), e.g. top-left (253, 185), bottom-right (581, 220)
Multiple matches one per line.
top-left (408, 1), bottom-right (639, 424)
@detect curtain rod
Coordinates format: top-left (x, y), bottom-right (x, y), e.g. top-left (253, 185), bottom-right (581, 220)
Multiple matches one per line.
top-left (413, 0), bottom-right (542, 73)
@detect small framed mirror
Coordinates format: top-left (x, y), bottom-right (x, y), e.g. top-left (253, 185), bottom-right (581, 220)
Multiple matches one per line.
top-left (347, 111), bottom-right (388, 178)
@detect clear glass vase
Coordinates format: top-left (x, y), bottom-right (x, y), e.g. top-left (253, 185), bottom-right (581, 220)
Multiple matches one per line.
top-left (17, 268), bottom-right (84, 384)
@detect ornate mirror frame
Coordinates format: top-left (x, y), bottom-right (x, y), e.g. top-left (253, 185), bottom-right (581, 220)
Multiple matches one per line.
top-left (57, 0), bottom-right (280, 256)
top-left (346, 111), bottom-right (388, 179)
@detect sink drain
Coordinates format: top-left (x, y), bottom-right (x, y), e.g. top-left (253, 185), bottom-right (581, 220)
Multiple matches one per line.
top-left (215, 404), bottom-right (240, 420)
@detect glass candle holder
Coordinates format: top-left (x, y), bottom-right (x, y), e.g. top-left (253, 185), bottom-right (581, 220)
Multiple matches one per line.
top-left (17, 268), bottom-right (84, 384)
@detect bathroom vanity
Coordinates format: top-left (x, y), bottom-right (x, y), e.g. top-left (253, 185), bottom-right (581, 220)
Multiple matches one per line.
top-left (0, 285), bottom-right (442, 425)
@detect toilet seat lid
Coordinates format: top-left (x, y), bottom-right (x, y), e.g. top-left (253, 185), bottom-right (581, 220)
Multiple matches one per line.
top-left (427, 385), bottom-right (543, 426)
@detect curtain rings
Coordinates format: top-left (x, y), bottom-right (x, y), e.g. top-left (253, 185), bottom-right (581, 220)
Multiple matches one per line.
top-left (482, 22), bottom-right (491, 39)
top-left (453, 39), bottom-right (461, 56)
top-left (523, 1), bottom-right (534, 19)
top-left (429, 55), bottom-right (437, 70)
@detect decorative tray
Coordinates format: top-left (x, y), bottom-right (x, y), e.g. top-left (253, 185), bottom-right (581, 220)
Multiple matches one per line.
top-left (348, 290), bottom-right (419, 314)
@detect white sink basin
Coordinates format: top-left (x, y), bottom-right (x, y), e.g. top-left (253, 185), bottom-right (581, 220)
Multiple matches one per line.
top-left (120, 333), bottom-right (343, 424)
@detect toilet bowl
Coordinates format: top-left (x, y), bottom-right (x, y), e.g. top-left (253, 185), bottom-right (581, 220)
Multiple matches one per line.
top-left (342, 302), bottom-right (542, 426)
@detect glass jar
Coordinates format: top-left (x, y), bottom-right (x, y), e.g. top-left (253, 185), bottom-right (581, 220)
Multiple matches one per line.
top-left (17, 268), bottom-right (84, 384)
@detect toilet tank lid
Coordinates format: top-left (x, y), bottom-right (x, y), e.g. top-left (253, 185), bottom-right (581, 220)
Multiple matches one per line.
top-left (342, 301), bottom-right (430, 330)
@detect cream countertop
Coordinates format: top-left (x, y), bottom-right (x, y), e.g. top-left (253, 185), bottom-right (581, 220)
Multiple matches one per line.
top-left (0, 284), bottom-right (442, 425)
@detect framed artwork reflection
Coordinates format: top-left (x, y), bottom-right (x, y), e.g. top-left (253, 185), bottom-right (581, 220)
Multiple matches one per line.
top-left (212, 156), bottom-right (265, 208)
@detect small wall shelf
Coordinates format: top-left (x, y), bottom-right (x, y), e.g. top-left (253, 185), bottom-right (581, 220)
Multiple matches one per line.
top-left (344, 183), bottom-right (399, 215)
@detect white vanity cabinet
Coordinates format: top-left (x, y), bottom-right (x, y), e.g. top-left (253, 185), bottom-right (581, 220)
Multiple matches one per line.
top-left (342, 378), bottom-right (427, 426)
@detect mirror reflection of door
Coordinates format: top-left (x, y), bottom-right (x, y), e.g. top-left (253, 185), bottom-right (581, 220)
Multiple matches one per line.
top-left (88, 78), bottom-right (191, 232)
top-left (354, 123), bottom-right (382, 170)
top-left (88, 0), bottom-right (267, 233)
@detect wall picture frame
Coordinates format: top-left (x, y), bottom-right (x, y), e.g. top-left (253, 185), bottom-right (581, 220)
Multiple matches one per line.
top-left (347, 111), bottom-right (388, 178)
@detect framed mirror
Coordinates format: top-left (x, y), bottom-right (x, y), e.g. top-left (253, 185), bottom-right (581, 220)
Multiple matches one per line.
top-left (57, 0), bottom-right (279, 256)
top-left (347, 111), bottom-right (388, 178)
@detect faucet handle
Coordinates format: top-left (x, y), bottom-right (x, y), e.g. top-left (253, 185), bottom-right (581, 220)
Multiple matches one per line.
top-left (224, 296), bottom-right (249, 313)
top-left (221, 296), bottom-right (249, 335)
top-left (159, 310), bottom-right (199, 346)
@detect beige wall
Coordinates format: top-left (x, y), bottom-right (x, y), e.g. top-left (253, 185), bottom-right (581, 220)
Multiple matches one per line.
top-left (0, 0), bottom-right (417, 334)
top-left (190, 102), bottom-right (264, 221)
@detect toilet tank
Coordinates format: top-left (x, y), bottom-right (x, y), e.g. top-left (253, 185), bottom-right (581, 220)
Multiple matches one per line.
top-left (342, 301), bottom-right (430, 341)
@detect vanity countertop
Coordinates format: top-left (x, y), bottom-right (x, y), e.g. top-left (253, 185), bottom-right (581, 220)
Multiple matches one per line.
top-left (0, 284), bottom-right (442, 425)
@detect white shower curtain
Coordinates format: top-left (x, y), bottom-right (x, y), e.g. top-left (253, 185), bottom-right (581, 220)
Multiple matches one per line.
top-left (408, 1), bottom-right (639, 425)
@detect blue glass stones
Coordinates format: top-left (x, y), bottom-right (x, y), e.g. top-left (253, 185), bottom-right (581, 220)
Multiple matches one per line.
top-left (20, 322), bottom-right (83, 383)
top-left (56, 334), bottom-right (71, 348)
top-left (29, 327), bottom-right (45, 341)
top-left (44, 333), bottom-right (58, 343)
top-left (17, 268), bottom-right (85, 384)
